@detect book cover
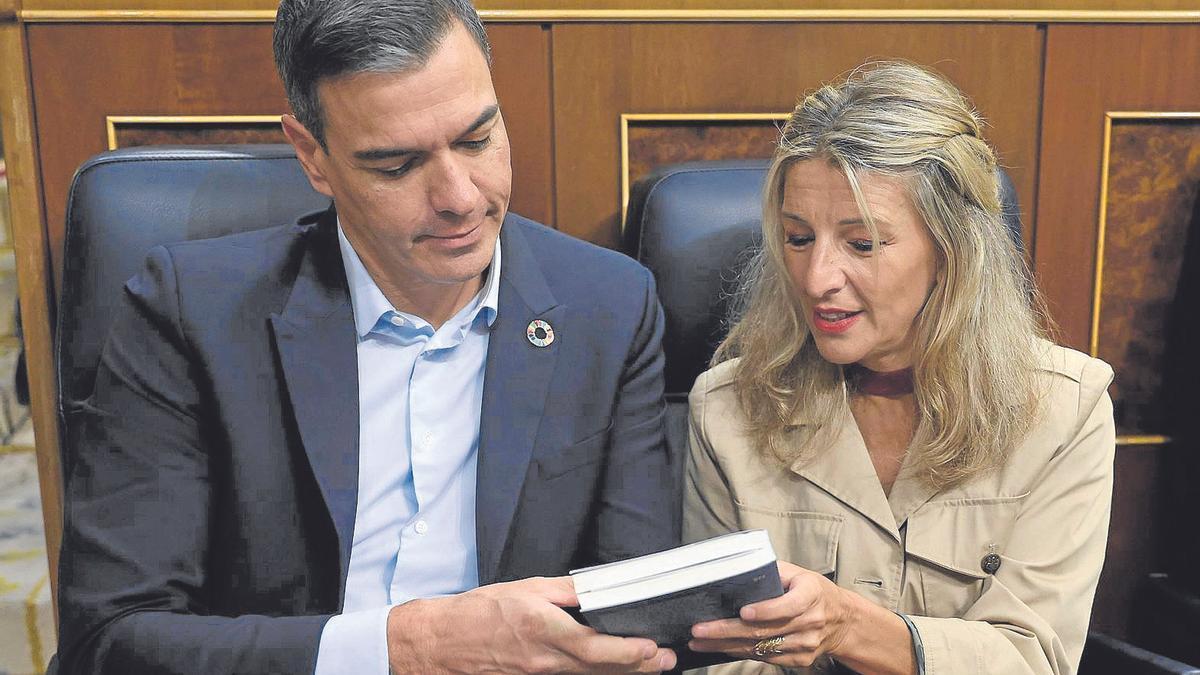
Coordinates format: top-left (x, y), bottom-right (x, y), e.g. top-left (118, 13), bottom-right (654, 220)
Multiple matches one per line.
top-left (580, 559), bottom-right (783, 647)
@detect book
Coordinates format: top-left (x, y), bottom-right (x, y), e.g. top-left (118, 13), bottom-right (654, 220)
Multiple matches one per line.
top-left (570, 529), bottom-right (783, 647)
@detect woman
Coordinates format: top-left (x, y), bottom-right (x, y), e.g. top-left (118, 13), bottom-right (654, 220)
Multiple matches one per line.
top-left (683, 62), bottom-right (1114, 675)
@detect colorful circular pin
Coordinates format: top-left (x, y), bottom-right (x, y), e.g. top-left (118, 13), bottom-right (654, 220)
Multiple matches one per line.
top-left (526, 319), bottom-right (555, 347)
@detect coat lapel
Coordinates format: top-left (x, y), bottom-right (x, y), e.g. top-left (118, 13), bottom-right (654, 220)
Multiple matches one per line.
top-left (476, 219), bottom-right (562, 584)
top-left (791, 416), bottom-right (902, 542)
top-left (886, 454), bottom-right (941, 529)
top-left (268, 210), bottom-right (361, 593)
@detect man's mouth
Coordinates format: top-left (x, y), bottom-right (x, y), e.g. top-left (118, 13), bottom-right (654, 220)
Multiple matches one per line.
top-left (421, 222), bottom-right (482, 243)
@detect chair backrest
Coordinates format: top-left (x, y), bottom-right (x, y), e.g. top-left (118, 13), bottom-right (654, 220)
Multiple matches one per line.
top-left (624, 159), bottom-right (1026, 397)
top-left (57, 145), bottom-right (329, 465)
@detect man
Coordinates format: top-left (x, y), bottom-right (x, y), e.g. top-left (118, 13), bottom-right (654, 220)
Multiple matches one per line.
top-left (55, 1), bottom-right (679, 672)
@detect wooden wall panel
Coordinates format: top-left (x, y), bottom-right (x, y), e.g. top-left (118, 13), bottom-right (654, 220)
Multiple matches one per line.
top-left (1036, 25), bottom-right (1200, 352)
top-left (551, 22), bottom-right (1043, 248)
top-left (1092, 446), bottom-right (1165, 639)
top-left (488, 24), bottom-right (554, 227)
top-left (1036, 25), bottom-right (1200, 639)
top-left (26, 22), bottom-right (552, 292)
top-left (27, 23), bottom-right (284, 292)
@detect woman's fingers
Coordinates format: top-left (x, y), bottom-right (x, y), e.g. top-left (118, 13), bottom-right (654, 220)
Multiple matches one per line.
top-left (692, 616), bottom-right (793, 641)
top-left (741, 571), bottom-right (823, 622)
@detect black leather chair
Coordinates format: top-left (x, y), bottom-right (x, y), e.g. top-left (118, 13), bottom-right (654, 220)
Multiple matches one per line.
top-left (57, 145), bottom-right (329, 476)
top-left (1082, 631), bottom-right (1200, 675)
top-left (1132, 574), bottom-right (1200, 669)
top-left (622, 158), bottom-right (1197, 675)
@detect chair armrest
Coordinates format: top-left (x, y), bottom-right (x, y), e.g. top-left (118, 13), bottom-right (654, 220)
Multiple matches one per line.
top-left (1081, 631), bottom-right (1200, 675)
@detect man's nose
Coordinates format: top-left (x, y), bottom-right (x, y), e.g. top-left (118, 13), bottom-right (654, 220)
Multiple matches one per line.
top-left (803, 241), bottom-right (847, 299)
top-left (427, 154), bottom-right (481, 216)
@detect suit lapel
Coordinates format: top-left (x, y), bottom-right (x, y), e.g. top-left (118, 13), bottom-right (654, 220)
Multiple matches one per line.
top-left (268, 210), bottom-right (361, 592)
top-left (476, 219), bottom-right (562, 584)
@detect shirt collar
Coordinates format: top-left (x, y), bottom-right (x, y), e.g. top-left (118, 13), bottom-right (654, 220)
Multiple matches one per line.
top-left (337, 218), bottom-right (501, 339)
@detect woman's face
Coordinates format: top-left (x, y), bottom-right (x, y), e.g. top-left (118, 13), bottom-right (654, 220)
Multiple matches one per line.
top-left (781, 160), bottom-right (939, 372)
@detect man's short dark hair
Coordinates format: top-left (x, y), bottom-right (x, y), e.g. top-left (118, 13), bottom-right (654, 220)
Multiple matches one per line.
top-left (273, 0), bottom-right (491, 147)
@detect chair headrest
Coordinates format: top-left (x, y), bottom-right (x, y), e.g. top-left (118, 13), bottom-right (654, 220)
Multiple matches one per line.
top-left (624, 159), bottom-right (1024, 395)
top-left (58, 145), bottom-right (330, 411)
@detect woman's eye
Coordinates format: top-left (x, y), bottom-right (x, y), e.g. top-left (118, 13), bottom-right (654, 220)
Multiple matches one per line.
top-left (850, 239), bottom-right (888, 253)
top-left (785, 234), bottom-right (813, 248)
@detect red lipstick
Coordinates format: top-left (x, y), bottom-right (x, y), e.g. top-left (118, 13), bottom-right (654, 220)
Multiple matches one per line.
top-left (811, 308), bottom-right (862, 334)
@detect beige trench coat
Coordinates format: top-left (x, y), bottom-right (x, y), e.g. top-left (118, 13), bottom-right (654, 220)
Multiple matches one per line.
top-left (683, 344), bottom-right (1115, 675)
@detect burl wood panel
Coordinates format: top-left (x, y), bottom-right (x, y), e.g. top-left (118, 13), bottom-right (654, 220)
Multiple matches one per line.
top-left (1037, 25), bottom-right (1200, 352)
top-left (552, 23), bottom-right (1043, 249)
top-left (626, 120), bottom-right (781, 209)
top-left (1096, 120), bottom-right (1200, 435)
top-left (112, 121), bottom-right (285, 148)
top-left (27, 22), bottom-right (552, 294)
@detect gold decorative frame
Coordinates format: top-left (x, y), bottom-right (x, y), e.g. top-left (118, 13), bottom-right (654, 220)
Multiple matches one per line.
top-left (1090, 111), bottom-right (1200, 448)
top-left (105, 114), bottom-right (283, 151)
top-left (19, 9), bottom-right (1200, 23)
top-left (619, 112), bottom-right (787, 228)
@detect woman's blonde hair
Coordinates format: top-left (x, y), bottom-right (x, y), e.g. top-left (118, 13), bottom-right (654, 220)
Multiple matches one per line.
top-left (714, 61), bottom-right (1049, 488)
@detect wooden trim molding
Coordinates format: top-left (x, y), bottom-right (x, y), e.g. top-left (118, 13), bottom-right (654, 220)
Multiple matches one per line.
top-left (0, 19), bottom-right (64, 615)
top-left (22, 8), bottom-right (274, 21)
top-left (1117, 435), bottom-right (1172, 446)
top-left (105, 114), bottom-right (284, 149)
top-left (18, 8), bottom-right (1200, 23)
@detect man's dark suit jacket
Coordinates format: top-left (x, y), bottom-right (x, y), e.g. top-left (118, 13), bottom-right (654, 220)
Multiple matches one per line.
top-left (56, 208), bottom-right (678, 674)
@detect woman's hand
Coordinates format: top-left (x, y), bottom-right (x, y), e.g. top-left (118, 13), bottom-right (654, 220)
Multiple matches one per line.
top-left (687, 561), bottom-right (856, 669)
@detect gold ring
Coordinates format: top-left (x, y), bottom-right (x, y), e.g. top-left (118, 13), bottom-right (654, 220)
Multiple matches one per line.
top-left (753, 635), bottom-right (786, 657)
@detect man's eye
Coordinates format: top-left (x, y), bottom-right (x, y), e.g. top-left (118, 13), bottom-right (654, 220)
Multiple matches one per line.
top-left (785, 234), bottom-right (813, 248)
top-left (379, 160), bottom-right (417, 178)
top-left (459, 135), bottom-right (491, 151)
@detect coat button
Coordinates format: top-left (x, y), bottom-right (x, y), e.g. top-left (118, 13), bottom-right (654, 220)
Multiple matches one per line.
top-left (981, 552), bottom-right (1002, 574)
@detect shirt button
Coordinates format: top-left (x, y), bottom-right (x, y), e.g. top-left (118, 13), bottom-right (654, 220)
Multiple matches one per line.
top-left (414, 520), bottom-right (429, 535)
top-left (389, 315), bottom-right (405, 327)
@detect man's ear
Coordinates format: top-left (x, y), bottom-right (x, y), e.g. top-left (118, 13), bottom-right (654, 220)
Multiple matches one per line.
top-left (281, 114), bottom-right (334, 198)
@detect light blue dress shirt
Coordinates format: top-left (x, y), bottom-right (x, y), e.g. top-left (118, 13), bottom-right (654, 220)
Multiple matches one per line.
top-left (313, 223), bottom-right (501, 674)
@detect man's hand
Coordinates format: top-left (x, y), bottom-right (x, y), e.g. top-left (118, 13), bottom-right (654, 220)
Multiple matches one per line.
top-left (387, 576), bottom-right (677, 674)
